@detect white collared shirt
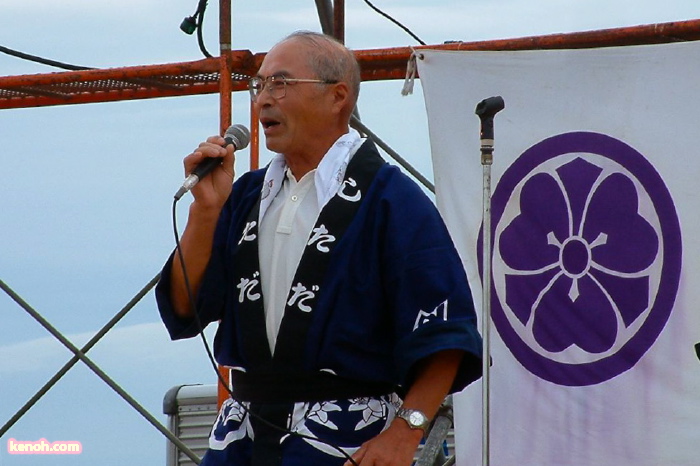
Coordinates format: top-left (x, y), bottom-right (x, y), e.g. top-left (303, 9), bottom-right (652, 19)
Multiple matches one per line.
top-left (258, 129), bottom-right (365, 353)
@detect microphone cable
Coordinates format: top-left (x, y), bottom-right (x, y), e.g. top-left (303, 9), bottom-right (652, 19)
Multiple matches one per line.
top-left (171, 196), bottom-right (360, 465)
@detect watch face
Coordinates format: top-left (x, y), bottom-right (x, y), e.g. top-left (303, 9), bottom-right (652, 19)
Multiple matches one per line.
top-left (409, 411), bottom-right (426, 426)
top-left (398, 408), bottom-right (428, 430)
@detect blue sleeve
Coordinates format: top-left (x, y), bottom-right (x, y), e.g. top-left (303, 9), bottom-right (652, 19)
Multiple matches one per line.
top-left (381, 169), bottom-right (482, 393)
top-left (155, 170), bottom-right (264, 341)
top-left (154, 204), bottom-right (234, 341)
top-left (155, 251), bottom-right (205, 340)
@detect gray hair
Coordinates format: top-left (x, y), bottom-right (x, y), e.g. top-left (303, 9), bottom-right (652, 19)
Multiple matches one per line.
top-left (280, 31), bottom-right (361, 109)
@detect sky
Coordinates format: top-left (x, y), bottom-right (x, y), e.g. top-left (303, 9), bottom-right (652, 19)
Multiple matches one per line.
top-left (0, 1), bottom-right (697, 464)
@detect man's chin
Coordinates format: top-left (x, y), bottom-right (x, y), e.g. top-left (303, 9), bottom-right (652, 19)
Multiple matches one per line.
top-left (264, 140), bottom-right (282, 154)
top-left (264, 134), bottom-right (290, 155)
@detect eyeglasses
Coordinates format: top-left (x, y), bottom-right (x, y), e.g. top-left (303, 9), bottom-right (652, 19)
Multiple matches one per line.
top-left (248, 75), bottom-right (338, 102)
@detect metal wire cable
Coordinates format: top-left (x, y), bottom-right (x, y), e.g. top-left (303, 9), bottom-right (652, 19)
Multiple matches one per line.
top-left (195, 0), bottom-right (214, 58)
top-left (0, 274), bottom-right (160, 437)
top-left (361, 0), bottom-right (427, 45)
top-left (351, 115), bottom-right (435, 193)
top-left (1, 0), bottom-right (213, 69)
top-left (0, 278), bottom-right (202, 464)
top-left (0, 44), bottom-right (92, 70)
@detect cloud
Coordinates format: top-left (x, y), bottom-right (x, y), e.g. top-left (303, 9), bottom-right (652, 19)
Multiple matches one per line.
top-left (0, 321), bottom-right (217, 376)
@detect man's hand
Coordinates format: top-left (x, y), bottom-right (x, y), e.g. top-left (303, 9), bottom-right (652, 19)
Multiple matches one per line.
top-left (344, 350), bottom-right (464, 466)
top-left (344, 419), bottom-right (423, 466)
top-left (170, 135), bottom-right (236, 318)
top-left (183, 135), bottom-right (236, 210)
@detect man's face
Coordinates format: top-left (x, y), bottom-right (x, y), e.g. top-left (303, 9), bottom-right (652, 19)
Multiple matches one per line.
top-left (254, 39), bottom-right (335, 159)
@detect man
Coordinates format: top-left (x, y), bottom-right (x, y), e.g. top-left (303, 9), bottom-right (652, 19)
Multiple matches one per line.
top-left (156, 31), bottom-right (482, 465)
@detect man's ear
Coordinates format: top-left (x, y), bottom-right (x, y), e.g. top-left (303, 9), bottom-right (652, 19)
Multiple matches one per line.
top-left (329, 81), bottom-right (351, 115)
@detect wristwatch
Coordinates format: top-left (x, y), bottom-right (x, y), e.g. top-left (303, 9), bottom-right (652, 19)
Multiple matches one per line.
top-left (396, 407), bottom-right (431, 433)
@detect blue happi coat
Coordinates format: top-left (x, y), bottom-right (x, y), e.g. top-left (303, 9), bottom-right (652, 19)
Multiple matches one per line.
top-left (156, 141), bottom-right (482, 464)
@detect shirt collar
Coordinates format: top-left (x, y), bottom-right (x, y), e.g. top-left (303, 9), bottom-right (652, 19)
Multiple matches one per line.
top-left (259, 128), bottom-right (365, 220)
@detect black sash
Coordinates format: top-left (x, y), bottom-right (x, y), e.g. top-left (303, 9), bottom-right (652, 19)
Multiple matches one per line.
top-left (233, 141), bottom-right (385, 375)
top-left (230, 370), bottom-right (394, 404)
top-left (230, 142), bottom-right (384, 465)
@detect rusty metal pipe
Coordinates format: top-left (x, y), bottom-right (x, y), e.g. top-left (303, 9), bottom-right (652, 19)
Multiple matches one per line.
top-left (1, 19), bottom-right (699, 109)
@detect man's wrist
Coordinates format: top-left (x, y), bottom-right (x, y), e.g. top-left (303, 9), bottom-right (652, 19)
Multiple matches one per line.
top-left (189, 201), bottom-right (223, 222)
top-left (395, 407), bottom-right (431, 434)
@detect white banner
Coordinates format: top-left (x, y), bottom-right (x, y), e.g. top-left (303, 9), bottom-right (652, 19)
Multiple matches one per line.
top-left (418, 41), bottom-right (700, 465)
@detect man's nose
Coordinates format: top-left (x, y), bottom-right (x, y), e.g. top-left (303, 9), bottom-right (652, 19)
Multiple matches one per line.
top-left (255, 86), bottom-right (275, 107)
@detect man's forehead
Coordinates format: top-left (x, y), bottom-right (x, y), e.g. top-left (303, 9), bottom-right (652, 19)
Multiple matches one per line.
top-left (258, 39), bottom-right (310, 75)
top-left (255, 69), bottom-right (291, 79)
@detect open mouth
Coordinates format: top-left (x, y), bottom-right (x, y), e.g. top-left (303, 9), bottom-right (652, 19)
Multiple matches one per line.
top-left (260, 117), bottom-right (280, 130)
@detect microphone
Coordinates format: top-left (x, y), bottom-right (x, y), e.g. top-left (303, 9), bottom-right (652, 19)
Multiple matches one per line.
top-left (174, 124), bottom-right (251, 200)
